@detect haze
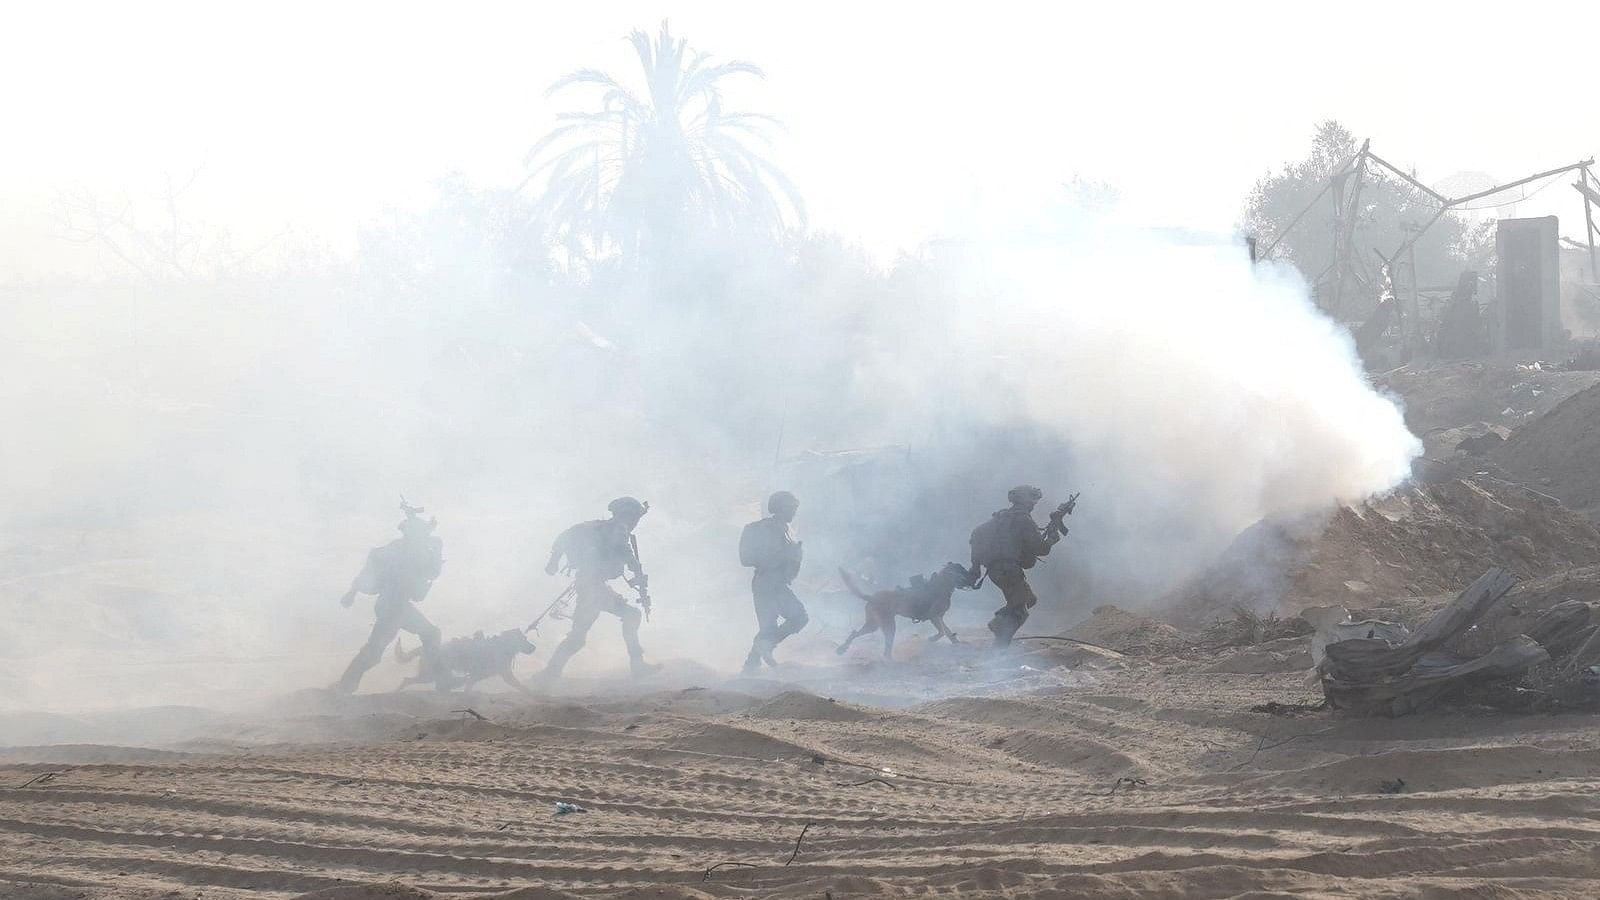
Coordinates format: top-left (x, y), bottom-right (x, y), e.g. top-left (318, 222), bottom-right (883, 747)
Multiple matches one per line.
top-left (3, 1), bottom-right (1596, 278)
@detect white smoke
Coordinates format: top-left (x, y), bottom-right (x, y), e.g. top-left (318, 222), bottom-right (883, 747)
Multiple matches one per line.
top-left (963, 222), bottom-right (1418, 534)
top-left (0, 184), bottom-right (1422, 719)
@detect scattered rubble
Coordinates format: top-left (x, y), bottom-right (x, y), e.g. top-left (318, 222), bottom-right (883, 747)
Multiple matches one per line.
top-left (1375, 360), bottom-right (1600, 435)
top-left (1168, 476), bottom-right (1600, 623)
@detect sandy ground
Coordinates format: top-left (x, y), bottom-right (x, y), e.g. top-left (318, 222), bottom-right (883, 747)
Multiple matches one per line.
top-left (5, 644), bottom-right (1600, 900)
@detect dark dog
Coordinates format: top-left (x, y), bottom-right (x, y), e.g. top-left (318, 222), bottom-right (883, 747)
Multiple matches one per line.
top-left (836, 563), bottom-right (975, 660)
top-left (395, 628), bottom-right (537, 694)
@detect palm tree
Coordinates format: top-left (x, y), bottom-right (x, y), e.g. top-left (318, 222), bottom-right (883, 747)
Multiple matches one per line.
top-left (522, 20), bottom-right (804, 264)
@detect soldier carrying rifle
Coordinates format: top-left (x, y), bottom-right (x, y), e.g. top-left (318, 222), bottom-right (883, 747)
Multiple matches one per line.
top-left (968, 485), bottom-right (1078, 647)
top-left (537, 496), bottom-right (660, 681)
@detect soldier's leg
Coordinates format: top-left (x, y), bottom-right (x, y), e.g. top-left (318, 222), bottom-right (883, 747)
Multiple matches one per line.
top-left (768, 585), bottom-right (809, 645)
top-left (604, 591), bottom-right (649, 670)
top-left (540, 594), bottom-right (602, 679)
top-left (986, 567), bottom-right (1036, 647)
top-left (337, 605), bottom-right (403, 695)
top-left (759, 586), bottom-right (807, 666)
top-left (743, 588), bottom-right (780, 672)
top-left (394, 604), bottom-right (447, 684)
top-left (395, 603), bottom-right (441, 648)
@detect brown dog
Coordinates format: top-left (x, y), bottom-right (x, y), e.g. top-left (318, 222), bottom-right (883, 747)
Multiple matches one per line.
top-left (836, 563), bottom-right (975, 660)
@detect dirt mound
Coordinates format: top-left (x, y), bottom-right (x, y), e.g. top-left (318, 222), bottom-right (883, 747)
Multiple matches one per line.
top-left (1376, 360), bottom-right (1600, 435)
top-left (1493, 381), bottom-right (1600, 515)
top-left (659, 721), bottom-right (820, 760)
top-left (295, 885), bottom-right (441, 900)
top-left (1168, 476), bottom-right (1600, 622)
top-left (1065, 605), bottom-right (1188, 656)
top-left (743, 690), bottom-right (870, 722)
top-left (1200, 637), bottom-right (1313, 674)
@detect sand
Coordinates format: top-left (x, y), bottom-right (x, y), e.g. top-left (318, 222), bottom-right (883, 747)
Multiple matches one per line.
top-left (5, 652), bottom-right (1600, 900)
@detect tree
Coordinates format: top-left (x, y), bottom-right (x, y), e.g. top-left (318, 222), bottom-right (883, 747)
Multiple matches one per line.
top-left (523, 20), bottom-right (805, 268)
top-left (1245, 121), bottom-right (1493, 315)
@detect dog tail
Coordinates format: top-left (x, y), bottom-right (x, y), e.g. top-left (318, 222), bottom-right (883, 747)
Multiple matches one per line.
top-left (393, 639), bottom-right (422, 663)
top-left (837, 568), bottom-right (873, 602)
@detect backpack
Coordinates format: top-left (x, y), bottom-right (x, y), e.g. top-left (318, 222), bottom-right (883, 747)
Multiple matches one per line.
top-left (969, 514), bottom-right (1005, 569)
top-left (738, 521), bottom-right (761, 568)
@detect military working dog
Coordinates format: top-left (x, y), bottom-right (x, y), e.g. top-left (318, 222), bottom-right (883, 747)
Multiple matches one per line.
top-left (836, 563), bottom-right (975, 660)
top-left (395, 628), bottom-right (537, 694)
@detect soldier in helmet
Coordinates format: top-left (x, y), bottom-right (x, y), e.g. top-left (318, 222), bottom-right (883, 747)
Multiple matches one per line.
top-left (538, 497), bottom-right (660, 680)
top-left (739, 490), bottom-right (806, 674)
top-left (968, 485), bottom-right (1075, 647)
top-left (334, 500), bottom-right (445, 695)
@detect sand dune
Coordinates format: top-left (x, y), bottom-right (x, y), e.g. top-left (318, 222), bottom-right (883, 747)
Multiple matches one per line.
top-left (5, 651), bottom-right (1600, 899)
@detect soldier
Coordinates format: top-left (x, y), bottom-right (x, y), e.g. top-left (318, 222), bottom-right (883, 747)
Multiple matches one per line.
top-left (968, 485), bottom-right (1076, 647)
top-left (740, 491), bottom-right (806, 674)
top-left (538, 497), bottom-right (659, 680)
top-left (334, 500), bottom-right (445, 695)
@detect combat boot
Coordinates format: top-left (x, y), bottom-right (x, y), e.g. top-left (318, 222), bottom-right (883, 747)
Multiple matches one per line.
top-left (988, 608), bottom-right (1025, 648)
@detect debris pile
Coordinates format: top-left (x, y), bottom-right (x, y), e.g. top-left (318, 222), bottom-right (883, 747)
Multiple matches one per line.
top-left (1199, 605), bottom-right (1312, 649)
top-left (1375, 360), bottom-right (1600, 435)
top-left (1168, 477), bottom-right (1600, 623)
top-left (1317, 568), bottom-right (1600, 716)
top-left (1491, 381), bottom-right (1600, 517)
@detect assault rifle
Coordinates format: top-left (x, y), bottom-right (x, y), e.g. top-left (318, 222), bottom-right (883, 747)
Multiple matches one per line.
top-left (1044, 492), bottom-right (1080, 541)
top-left (628, 534), bottom-right (652, 620)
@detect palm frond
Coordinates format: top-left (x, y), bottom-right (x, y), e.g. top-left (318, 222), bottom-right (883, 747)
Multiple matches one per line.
top-left (525, 21), bottom-right (804, 261)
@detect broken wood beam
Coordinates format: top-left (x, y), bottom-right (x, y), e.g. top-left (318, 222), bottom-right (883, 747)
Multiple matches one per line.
top-left (1322, 568), bottom-right (1524, 716)
top-left (1325, 636), bottom-right (1548, 717)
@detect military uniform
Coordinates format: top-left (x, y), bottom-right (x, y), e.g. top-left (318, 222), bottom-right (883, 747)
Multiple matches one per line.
top-left (741, 493), bottom-right (806, 672)
top-left (541, 500), bottom-right (654, 679)
top-left (336, 522), bottom-right (444, 695)
top-left (971, 487), bottom-right (1063, 647)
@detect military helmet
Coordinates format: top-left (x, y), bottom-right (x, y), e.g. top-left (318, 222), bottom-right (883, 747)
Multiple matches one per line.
top-left (1007, 484), bottom-right (1044, 505)
top-left (767, 490), bottom-right (799, 514)
top-left (608, 496), bottom-right (648, 518)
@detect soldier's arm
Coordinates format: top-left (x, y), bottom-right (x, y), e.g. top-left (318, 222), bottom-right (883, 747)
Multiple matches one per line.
top-left (544, 530), bottom-right (567, 575)
top-left (342, 548), bottom-right (385, 605)
top-left (1017, 515), bottom-right (1054, 556)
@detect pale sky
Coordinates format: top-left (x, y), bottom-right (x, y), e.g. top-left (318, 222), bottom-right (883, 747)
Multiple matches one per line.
top-left (3, 0), bottom-right (1597, 278)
